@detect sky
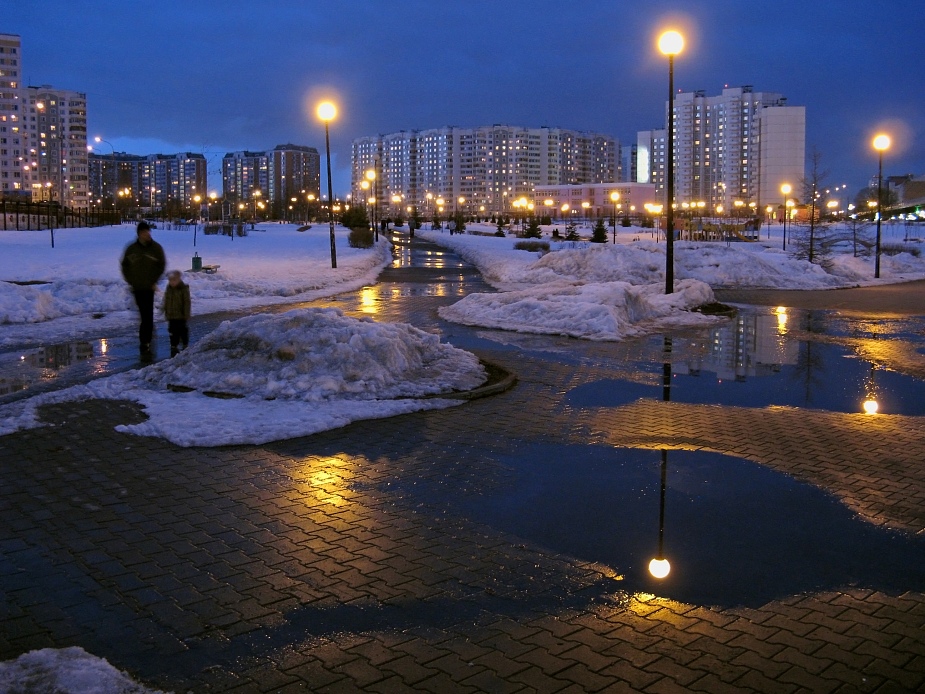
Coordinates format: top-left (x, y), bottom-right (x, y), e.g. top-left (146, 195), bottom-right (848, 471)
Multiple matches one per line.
top-left (6, 1), bottom-right (925, 200)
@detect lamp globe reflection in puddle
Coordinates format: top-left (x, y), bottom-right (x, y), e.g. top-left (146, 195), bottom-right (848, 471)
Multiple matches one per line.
top-left (649, 337), bottom-right (673, 580)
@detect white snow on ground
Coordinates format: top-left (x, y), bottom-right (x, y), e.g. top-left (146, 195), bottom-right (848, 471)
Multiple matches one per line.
top-left (1, 219), bottom-right (924, 446)
top-left (0, 307), bottom-right (486, 447)
top-left (0, 646), bottom-right (168, 693)
top-left (0, 222), bottom-right (391, 346)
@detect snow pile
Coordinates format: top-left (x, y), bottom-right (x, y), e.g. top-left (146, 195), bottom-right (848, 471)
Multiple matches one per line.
top-left (2, 308), bottom-right (487, 447)
top-left (0, 647), bottom-right (167, 694)
top-left (440, 278), bottom-right (717, 340)
top-left (135, 307), bottom-right (487, 400)
top-left (0, 279), bottom-right (132, 324)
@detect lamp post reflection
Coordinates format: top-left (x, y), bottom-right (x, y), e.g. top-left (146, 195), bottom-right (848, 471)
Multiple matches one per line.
top-left (649, 336), bottom-right (673, 580)
top-left (863, 364), bottom-right (879, 415)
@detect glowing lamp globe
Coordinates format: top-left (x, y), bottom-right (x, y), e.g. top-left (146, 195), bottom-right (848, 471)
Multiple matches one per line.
top-left (658, 30), bottom-right (684, 56)
top-left (648, 557), bottom-right (671, 579)
top-left (863, 399), bottom-right (879, 415)
top-left (872, 134), bottom-right (891, 152)
top-left (316, 102), bottom-right (337, 122)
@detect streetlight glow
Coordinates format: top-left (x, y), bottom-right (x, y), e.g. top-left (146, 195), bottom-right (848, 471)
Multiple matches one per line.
top-left (648, 558), bottom-right (671, 579)
top-left (873, 134), bottom-right (891, 152)
top-left (658, 30), bottom-right (684, 56)
top-left (316, 102), bottom-right (337, 122)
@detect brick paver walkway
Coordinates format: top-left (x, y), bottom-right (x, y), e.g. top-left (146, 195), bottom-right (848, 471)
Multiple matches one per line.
top-left (1, 234), bottom-right (923, 693)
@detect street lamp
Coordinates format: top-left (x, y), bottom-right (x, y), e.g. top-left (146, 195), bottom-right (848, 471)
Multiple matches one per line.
top-left (610, 191), bottom-right (620, 243)
top-left (365, 168), bottom-right (377, 240)
top-left (658, 29), bottom-right (684, 294)
top-left (873, 134), bottom-right (890, 279)
top-left (780, 183), bottom-right (792, 250)
top-left (94, 136), bottom-right (116, 214)
top-left (317, 101), bottom-right (338, 268)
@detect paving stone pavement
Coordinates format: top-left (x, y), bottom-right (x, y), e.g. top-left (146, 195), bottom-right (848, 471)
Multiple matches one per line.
top-left (1, 234), bottom-right (924, 693)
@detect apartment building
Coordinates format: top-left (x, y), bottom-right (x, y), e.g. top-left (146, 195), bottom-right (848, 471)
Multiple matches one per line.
top-left (222, 144), bottom-right (321, 207)
top-left (88, 151), bottom-right (206, 211)
top-left (352, 125), bottom-right (616, 215)
top-left (24, 85), bottom-right (89, 208)
top-left (532, 182), bottom-right (658, 220)
top-left (1, 34), bottom-right (90, 208)
top-left (637, 86), bottom-right (805, 211)
top-left (0, 33), bottom-right (23, 199)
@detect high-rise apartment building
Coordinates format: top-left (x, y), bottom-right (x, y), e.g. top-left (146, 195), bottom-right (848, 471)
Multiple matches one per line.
top-left (0, 34), bottom-right (25, 200)
top-left (352, 125), bottom-right (616, 215)
top-left (1, 34), bottom-right (90, 208)
top-left (88, 151), bottom-right (206, 211)
top-left (637, 86), bottom-right (804, 211)
top-left (222, 144), bottom-right (320, 209)
top-left (24, 85), bottom-right (89, 208)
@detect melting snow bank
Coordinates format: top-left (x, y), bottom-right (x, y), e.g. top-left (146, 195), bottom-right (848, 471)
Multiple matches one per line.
top-left (440, 278), bottom-right (721, 340)
top-left (0, 647), bottom-right (168, 694)
top-left (0, 308), bottom-right (486, 446)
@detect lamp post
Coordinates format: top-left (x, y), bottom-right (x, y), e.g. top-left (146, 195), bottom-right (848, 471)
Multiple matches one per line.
top-left (780, 183), bottom-right (791, 250)
top-left (658, 29), bottom-right (683, 295)
top-left (610, 191), bottom-right (620, 243)
top-left (317, 101), bottom-right (338, 268)
top-left (873, 134), bottom-right (890, 279)
top-left (94, 136), bottom-right (116, 217)
top-left (365, 168), bottom-right (377, 241)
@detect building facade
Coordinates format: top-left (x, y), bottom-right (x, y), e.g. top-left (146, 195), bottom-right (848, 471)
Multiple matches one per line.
top-left (23, 85), bottom-right (89, 209)
top-left (352, 125), bottom-right (617, 216)
top-left (221, 144), bottom-right (320, 210)
top-left (637, 86), bottom-right (805, 212)
top-left (0, 33), bottom-right (23, 200)
top-left (532, 182), bottom-right (658, 220)
top-left (88, 151), bottom-right (206, 212)
top-left (0, 34), bottom-right (90, 208)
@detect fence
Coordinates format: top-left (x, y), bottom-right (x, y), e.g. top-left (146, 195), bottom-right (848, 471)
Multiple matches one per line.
top-left (1, 200), bottom-right (120, 231)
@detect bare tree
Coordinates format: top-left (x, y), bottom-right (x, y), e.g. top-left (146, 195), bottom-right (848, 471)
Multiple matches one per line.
top-left (791, 148), bottom-right (835, 268)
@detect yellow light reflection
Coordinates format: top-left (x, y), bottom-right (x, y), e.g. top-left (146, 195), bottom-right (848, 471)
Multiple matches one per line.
top-left (359, 286), bottom-right (378, 314)
top-left (648, 557), bottom-right (671, 579)
top-left (100, 339), bottom-right (108, 354)
top-left (774, 306), bottom-right (788, 333)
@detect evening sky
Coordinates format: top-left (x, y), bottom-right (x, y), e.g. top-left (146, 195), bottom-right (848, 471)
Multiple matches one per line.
top-left (7, 0), bottom-right (923, 199)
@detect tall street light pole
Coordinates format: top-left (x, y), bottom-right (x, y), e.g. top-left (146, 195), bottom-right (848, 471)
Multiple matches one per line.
top-left (94, 136), bottom-right (116, 218)
top-left (658, 30), bottom-right (683, 295)
top-left (873, 134), bottom-right (890, 279)
top-left (780, 183), bottom-right (791, 251)
top-left (610, 191), bottom-right (620, 244)
top-left (317, 102), bottom-right (338, 268)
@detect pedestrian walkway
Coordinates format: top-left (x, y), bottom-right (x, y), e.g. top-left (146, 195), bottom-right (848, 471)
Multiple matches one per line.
top-left (1, 232), bottom-right (923, 693)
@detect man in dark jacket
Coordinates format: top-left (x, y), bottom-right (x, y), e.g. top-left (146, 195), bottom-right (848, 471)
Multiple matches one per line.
top-left (121, 221), bottom-right (166, 355)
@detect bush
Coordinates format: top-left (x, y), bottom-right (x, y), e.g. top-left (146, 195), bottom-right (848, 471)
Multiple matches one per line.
top-left (882, 242), bottom-right (920, 257)
top-left (621, 217), bottom-right (632, 227)
top-left (348, 226), bottom-right (374, 248)
top-left (514, 240), bottom-right (550, 253)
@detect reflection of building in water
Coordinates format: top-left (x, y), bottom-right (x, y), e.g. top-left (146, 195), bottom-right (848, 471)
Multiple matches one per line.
top-left (672, 312), bottom-right (798, 381)
top-left (0, 342), bottom-right (95, 396)
top-left (24, 343), bottom-right (95, 370)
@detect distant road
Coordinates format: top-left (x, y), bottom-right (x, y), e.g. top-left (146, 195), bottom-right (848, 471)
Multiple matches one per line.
top-left (715, 279), bottom-right (925, 316)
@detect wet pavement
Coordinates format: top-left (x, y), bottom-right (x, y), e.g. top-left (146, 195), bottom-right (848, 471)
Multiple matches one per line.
top-left (1, 232), bottom-right (924, 693)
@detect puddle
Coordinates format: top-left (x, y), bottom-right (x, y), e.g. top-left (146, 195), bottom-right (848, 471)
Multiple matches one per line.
top-left (370, 443), bottom-right (925, 608)
top-left (563, 308), bottom-right (925, 416)
top-left (0, 341), bottom-right (100, 399)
